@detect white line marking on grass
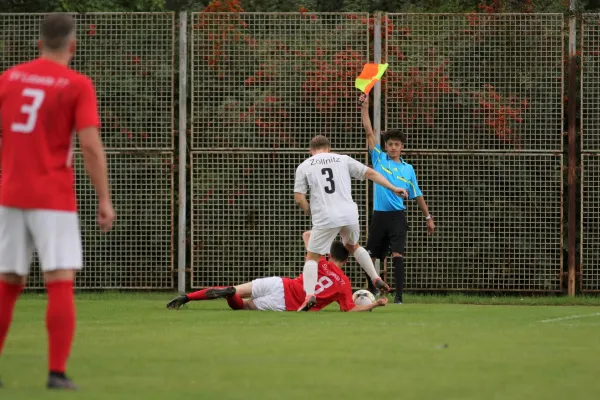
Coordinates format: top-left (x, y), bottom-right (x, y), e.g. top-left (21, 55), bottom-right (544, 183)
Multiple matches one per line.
top-left (540, 313), bottom-right (600, 323)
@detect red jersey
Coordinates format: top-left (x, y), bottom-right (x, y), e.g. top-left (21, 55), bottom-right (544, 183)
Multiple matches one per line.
top-left (0, 58), bottom-right (100, 211)
top-left (283, 257), bottom-right (355, 312)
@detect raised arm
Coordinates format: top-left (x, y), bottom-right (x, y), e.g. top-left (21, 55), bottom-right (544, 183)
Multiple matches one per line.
top-left (361, 95), bottom-right (377, 150)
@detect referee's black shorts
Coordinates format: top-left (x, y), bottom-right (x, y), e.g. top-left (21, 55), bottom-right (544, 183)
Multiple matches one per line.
top-left (366, 210), bottom-right (409, 260)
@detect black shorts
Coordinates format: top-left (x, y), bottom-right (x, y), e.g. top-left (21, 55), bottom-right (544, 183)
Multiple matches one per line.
top-left (366, 210), bottom-right (409, 260)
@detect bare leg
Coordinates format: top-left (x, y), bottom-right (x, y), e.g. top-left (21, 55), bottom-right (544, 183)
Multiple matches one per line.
top-left (0, 273), bottom-right (27, 286)
top-left (233, 282), bottom-right (253, 298)
top-left (345, 243), bottom-right (379, 281)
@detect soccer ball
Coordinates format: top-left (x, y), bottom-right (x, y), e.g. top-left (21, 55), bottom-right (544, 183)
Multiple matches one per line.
top-left (352, 289), bottom-right (376, 306)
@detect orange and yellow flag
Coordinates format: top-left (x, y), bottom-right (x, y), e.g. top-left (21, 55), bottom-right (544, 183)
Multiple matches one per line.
top-left (355, 63), bottom-right (389, 94)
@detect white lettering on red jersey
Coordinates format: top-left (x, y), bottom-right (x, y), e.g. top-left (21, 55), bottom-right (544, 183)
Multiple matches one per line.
top-left (283, 257), bottom-right (355, 311)
top-left (0, 58), bottom-right (100, 211)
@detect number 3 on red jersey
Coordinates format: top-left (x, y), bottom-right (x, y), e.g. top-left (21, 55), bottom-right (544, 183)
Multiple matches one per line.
top-left (314, 276), bottom-right (334, 295)
top-left (11, 88), bottom-right (46, 134)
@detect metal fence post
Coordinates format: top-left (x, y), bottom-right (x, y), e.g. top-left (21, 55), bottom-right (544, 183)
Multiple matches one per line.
top-left (373, 12), bottom-right (383, 279)
top-left (568, 2), bottom-right (577, 296)
top-left (178, 11), bottom-right (188, 294)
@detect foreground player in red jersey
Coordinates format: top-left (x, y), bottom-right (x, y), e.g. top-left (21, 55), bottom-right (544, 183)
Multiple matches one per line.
top-left (166, 235), bottom-right (388, 312)
top-left (0, 14), bottom-right (115, 390)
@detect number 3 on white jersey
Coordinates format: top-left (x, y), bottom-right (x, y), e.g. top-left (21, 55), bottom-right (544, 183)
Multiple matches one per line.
top-left (314, 276), bottom-right (334, 295)
top-left (11, 88), bottom-right (46, 134)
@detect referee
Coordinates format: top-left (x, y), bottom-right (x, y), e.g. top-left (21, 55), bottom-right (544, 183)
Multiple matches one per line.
top-left (360, 96), bottom-right (435, 304)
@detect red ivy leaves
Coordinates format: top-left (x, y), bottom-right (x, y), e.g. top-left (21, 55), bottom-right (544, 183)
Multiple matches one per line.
top-left (388, 61), bottom-right (455, 128)
top-left (244, 63), bottom-right (277, 87)
top-left (476, 0), bottom-right (533, 14)
top-left (202, 0), bottom-right (243, 12)
top-left (468, 0), bottom-right (534, 28)
top-left (347, 15), bottom-right (396, 36)
top-left (252, 95), bottom-right (295, 146)
top-left (301, 49), bottom-right (364, 113)
top-left (194, 0), bottom-right (247, 68)
top-left (472, 85), bottom-right (528, 145)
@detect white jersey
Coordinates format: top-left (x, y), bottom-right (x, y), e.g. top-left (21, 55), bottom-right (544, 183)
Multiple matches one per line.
top-left (294, 152), bottom-right (368, 228)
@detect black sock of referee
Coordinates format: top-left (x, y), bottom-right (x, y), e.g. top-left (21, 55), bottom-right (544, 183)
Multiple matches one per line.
top-left (393, 256), bottom-right (404, 302)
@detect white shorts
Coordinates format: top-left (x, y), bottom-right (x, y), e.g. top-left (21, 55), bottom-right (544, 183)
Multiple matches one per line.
top-left (307, 224), bottom-right (360, 255)
top-left (0, 207), bottom-right (83, 276)
top-left (251, 277), bottom-right (286, 311)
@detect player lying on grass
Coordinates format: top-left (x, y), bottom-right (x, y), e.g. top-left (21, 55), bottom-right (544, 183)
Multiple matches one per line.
top-left (166, 237), bottom-right (388, 312)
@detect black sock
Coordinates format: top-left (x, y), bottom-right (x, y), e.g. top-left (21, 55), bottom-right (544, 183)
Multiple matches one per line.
top-left (393, 256), bottom-right (404, 301)
top-left (49, 371), bottom-right (67, 379)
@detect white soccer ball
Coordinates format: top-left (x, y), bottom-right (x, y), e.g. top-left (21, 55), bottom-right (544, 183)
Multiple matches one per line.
top-left (352, 289), bottom-right (376, 305)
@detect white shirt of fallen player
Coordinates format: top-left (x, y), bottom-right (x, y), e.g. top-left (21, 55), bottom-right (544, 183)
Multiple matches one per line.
top-left (295, 153), bottom-right (369, 255)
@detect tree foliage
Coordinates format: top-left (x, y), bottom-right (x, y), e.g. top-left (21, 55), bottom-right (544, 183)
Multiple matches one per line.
top-left (0, 0), bottom-right (597, 13)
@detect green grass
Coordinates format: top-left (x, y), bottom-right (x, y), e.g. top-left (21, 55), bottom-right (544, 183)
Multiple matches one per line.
top-left (2, 293), bottom-right (600, 399)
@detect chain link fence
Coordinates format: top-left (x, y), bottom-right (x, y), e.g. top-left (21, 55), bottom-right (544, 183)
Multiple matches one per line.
top-left (384, 13), bottom-right (564, 292)
top-left (0, 12), bottom-right (573, 292)
top-left (189, 12), bottom-right (371, 288)
top-left (0, 13), bottom-right (176, 288)
top-left (581, 14), bottom-right (600, 292)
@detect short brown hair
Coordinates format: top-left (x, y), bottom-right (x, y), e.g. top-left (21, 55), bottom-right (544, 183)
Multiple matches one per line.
top-left (41, 14), bottom-right (76, 51)
top-left (310, 135), bottom-right (331, 151)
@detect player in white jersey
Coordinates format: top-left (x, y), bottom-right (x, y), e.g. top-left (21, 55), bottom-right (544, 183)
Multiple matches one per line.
top-left (294, 135), bottom-right (408, 311)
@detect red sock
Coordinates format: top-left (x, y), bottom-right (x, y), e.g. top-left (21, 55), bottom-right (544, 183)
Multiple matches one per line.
top-left (0, 281), bottom-right (24, 355)
top-left (46, 280), bottom-right (75, 374)
top-left (226, 294), bottom-right (244, 310)
top-left (186, 288), bottom-right (210, 301)
top-left (186, 286), bottom-right (230, 301)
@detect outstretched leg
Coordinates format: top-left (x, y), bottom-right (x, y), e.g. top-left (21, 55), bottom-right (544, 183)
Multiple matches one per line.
top-left (166, 282), bottom-right (255, 310)
top-left (341, 225), bottom-right (390, 294)
top-left (349, 245), bottom-right (389, 294)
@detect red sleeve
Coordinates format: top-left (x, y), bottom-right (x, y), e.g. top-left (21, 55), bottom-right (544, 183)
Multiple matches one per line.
top-left (338, 286), bottom-right (355, 312)
top-left (75, 76), bottom-right (100, 132)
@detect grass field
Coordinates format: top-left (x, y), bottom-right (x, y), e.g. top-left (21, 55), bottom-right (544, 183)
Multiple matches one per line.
top-left (2, 293), bottom-right (600, 400)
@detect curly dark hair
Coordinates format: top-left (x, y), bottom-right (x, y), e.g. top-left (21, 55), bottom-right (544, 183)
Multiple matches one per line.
top-left (381, 129), bottom-right (407, 144)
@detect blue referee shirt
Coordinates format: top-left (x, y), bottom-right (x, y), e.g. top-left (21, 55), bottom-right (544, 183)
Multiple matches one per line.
top-left (369, 144), bottom-right (422, 211)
